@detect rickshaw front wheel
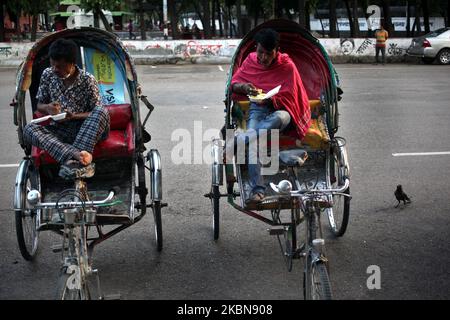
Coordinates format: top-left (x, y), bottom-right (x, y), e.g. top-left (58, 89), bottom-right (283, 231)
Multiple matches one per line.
top-left (15, 160), bottom-right (40, 261)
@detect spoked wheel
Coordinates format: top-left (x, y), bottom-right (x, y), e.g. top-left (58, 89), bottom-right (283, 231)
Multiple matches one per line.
top-left (211, 185), bottom-right (220, 240)
top-left (55, 265), bottom-right (91, 300)
top-left (327, 144), bottom-right (350, 237)
top-left (304, 260), bottom-right (333, 300)
top-left (275, 208), bottom-right (301, 272)
top-left (15, 161), bottom-right (40, 261)
top-left (152, 201), bottom-right (163, 251)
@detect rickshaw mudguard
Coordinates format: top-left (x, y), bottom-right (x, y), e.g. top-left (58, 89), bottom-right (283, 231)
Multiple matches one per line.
top-left (14, 159), bottom-right (31, 211)
top-left (211, 139), bottom-right (224, 186)
top-left (148, 149), bottom-right (162, 201)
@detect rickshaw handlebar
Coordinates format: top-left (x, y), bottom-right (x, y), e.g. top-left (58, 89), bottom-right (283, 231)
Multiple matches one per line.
top-left (270, 178), bottom-right (350, 198)
top-left (35, 190), bottom-right (116, 209)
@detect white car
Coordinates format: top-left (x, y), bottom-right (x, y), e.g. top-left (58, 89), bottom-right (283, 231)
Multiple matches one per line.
top-left (407, 27), bottom-right (450, 65)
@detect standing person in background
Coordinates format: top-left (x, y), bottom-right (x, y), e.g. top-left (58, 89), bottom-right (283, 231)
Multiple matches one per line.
top-left (128, 19), bottom-right (136, 40)
top-left (374, 23), bottom-right (389, 64)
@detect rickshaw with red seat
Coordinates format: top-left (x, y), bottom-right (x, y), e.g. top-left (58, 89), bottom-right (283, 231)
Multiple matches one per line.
top-left (11, 27), bottom-right (164, 299)
top-left (205, 20), bottom-right (351, 300)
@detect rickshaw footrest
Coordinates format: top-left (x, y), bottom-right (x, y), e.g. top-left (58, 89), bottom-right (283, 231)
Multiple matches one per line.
top-left (51, 244), bottom-right (67, 253)
top-left (268, 226), bottom-right (285, 236)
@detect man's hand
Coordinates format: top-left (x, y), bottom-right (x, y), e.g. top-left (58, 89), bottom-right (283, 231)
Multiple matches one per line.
top-left (46, 101), bottom-right (61, 115)
top-left (243, 83), bottom-right (259, 96)
top-left (55, 110), bottom-right (74, 123)
top-left (233, 82), bottom-right (259, 96)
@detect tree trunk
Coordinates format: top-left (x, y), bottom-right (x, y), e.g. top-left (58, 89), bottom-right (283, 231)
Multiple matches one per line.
top-left (406, 1), bottom-right (411, 37)
top-left (352, 0), bottom-right (360, 37)
top-left (305, 1), bottom-right (310, 30)
top-left (329, 0), bottom-right (338, 37)
top-left (254, 6), bottom-right (259, 29)
top-left (298, 0), bottom-right (306, 28)
top-left (217, 1), bottom-right (223, 36)
top-left (168, 0), bottom-right (177, 39)
top-left (414, 1), bottom-right (421, 35)
top-left (228, 3), bottom-right (233, 37)
top-left (381, 0), bottom-right (393, 37)
top-left (421, 0), bottom-right (430, 33)
top-left (344, 0), bottom-right (354, 37)
top-left (315, 7), bottom-right (325, 37)
top-left (30, 0), bottom-right (40, 42)
top-left (211, 0), bottom-right (216, 37)
top-left (93, 4), bottom-right (100, 28)
top-left (139, 0), bottom-right (147, 40)
top-left (447, 0), bottom-right (450, 27)
top-left (204, 0), bottom-right (212, 39)
top-left (236, 0), bottom-right (242, 37)
top-left (0, 0), bottom-right (5, 42)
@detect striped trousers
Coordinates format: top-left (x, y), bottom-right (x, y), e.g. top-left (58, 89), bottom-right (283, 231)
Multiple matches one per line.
top-left (23, 106), bottom-right (110, 164)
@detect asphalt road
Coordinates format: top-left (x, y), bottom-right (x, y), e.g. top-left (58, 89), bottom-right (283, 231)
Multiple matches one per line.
top-left (0, 63), bottom-right (449, 300)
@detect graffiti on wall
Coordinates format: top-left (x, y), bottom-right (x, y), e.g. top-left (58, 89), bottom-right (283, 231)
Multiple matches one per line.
top-left (387, 43), bottom-right (405, 56)
top-left (340, 38), bottom-right (355, 55)
top-left (355, 38), bottom-right (374, 54)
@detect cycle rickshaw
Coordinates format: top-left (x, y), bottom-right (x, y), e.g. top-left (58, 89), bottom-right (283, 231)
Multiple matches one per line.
top-left (12, 27), bottom-right (164, 299)
top-left (205, 20), bottom-right (351, 300)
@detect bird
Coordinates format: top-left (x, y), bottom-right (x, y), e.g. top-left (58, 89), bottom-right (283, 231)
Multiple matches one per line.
top-left (394, 185), bottom-right (411, 208)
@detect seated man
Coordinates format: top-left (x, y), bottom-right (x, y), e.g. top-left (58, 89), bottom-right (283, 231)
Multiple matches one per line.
top-left (23, 38), bottom-right (110, 178)
top-left (230, 28), bottom-right (311, 203)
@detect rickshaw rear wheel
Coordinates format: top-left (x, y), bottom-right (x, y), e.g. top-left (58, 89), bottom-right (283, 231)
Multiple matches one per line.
top-left (152, 201), bottom-right (163, 251)
top-left (15, 161), bottom-right (40, 261)
top-left (212, 185), bottom-right (220, 240)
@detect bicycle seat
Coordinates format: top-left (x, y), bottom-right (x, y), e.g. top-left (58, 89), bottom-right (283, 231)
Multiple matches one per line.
top-left (279, 149), bottom-right (308, 167)
top-left (59, 162), bottom-right (96, 180)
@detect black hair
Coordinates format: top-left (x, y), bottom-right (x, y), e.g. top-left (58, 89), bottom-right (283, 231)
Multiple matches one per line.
top-left (254, 28), bottom-right (280, 51)
top-left (48, 38), bottom-right (78, 64)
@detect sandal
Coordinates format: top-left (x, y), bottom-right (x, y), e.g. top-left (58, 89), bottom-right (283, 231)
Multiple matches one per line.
top-left (246, 190), bottom-right (265, 204)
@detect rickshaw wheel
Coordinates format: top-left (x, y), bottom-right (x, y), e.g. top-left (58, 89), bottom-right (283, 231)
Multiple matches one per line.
top-left (327, 146), bottom-right (350, 237)
top-left (211, 185), bottom-right (220, 240)
top-left (15, 161), bottom-right (40, 261)
top-left (152, 201), bottom-right (163, 251)
top-left (304, 260), bottom-right (333, 300)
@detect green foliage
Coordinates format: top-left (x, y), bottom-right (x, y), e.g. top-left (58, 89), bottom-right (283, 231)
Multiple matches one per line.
top-left (79, 0), bottom-right (122, 11)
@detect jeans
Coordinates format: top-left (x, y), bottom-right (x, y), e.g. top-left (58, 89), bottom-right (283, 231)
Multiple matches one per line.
top-left (237, 102), bottom-right (291, 194)
top-left (376, 46), bottom-right (386, 63)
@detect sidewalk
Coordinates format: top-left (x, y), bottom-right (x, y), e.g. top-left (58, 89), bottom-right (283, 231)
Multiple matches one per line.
top-left (0, 38), bottom-right (417, 67)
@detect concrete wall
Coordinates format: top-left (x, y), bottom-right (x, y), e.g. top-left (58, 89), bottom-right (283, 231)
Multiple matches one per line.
top-left (0, 38), bottom-right (417, 66)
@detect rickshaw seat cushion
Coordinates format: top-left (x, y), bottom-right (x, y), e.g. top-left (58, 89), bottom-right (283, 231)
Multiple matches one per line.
top-left (279, 149), bottom-right (308, 167)
top-left (105, 104), bottom-right (132, 130)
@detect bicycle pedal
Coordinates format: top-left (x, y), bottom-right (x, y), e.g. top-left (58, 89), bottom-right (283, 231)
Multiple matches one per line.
top-left (51, 244), bottom-right (67, 253)
top-left (267, 225), bottom-right (285, 236)
top-left (102, 293), bottom-right (122, 300)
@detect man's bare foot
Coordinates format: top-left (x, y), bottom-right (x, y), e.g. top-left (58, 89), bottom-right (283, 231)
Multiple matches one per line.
top-left (75, 151), bottom-right (93, 166)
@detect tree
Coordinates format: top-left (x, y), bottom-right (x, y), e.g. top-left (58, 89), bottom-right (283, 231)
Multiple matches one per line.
top-left (193, 0), bottom-right (212, 38)
top-left (298, 0), bottom-right (306, 28)
top-left (80, 0), bottom-right (121, 32)
top-left (329, 0), bottom-right (338, 37)
top-left (3, 0), bottom-right (59, 41)
top-left (0, 0), bottom-right (6, 42)
top-left (421, 0), bottom-right (430, 33)
top-left (352, 0), bottom-right (360, 37)
top-left (381, 0), bottom-right (393, 37)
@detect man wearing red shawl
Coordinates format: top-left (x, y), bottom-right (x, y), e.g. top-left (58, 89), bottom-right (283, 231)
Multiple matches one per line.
top-left (231, 28), bottom-right (311, 203)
